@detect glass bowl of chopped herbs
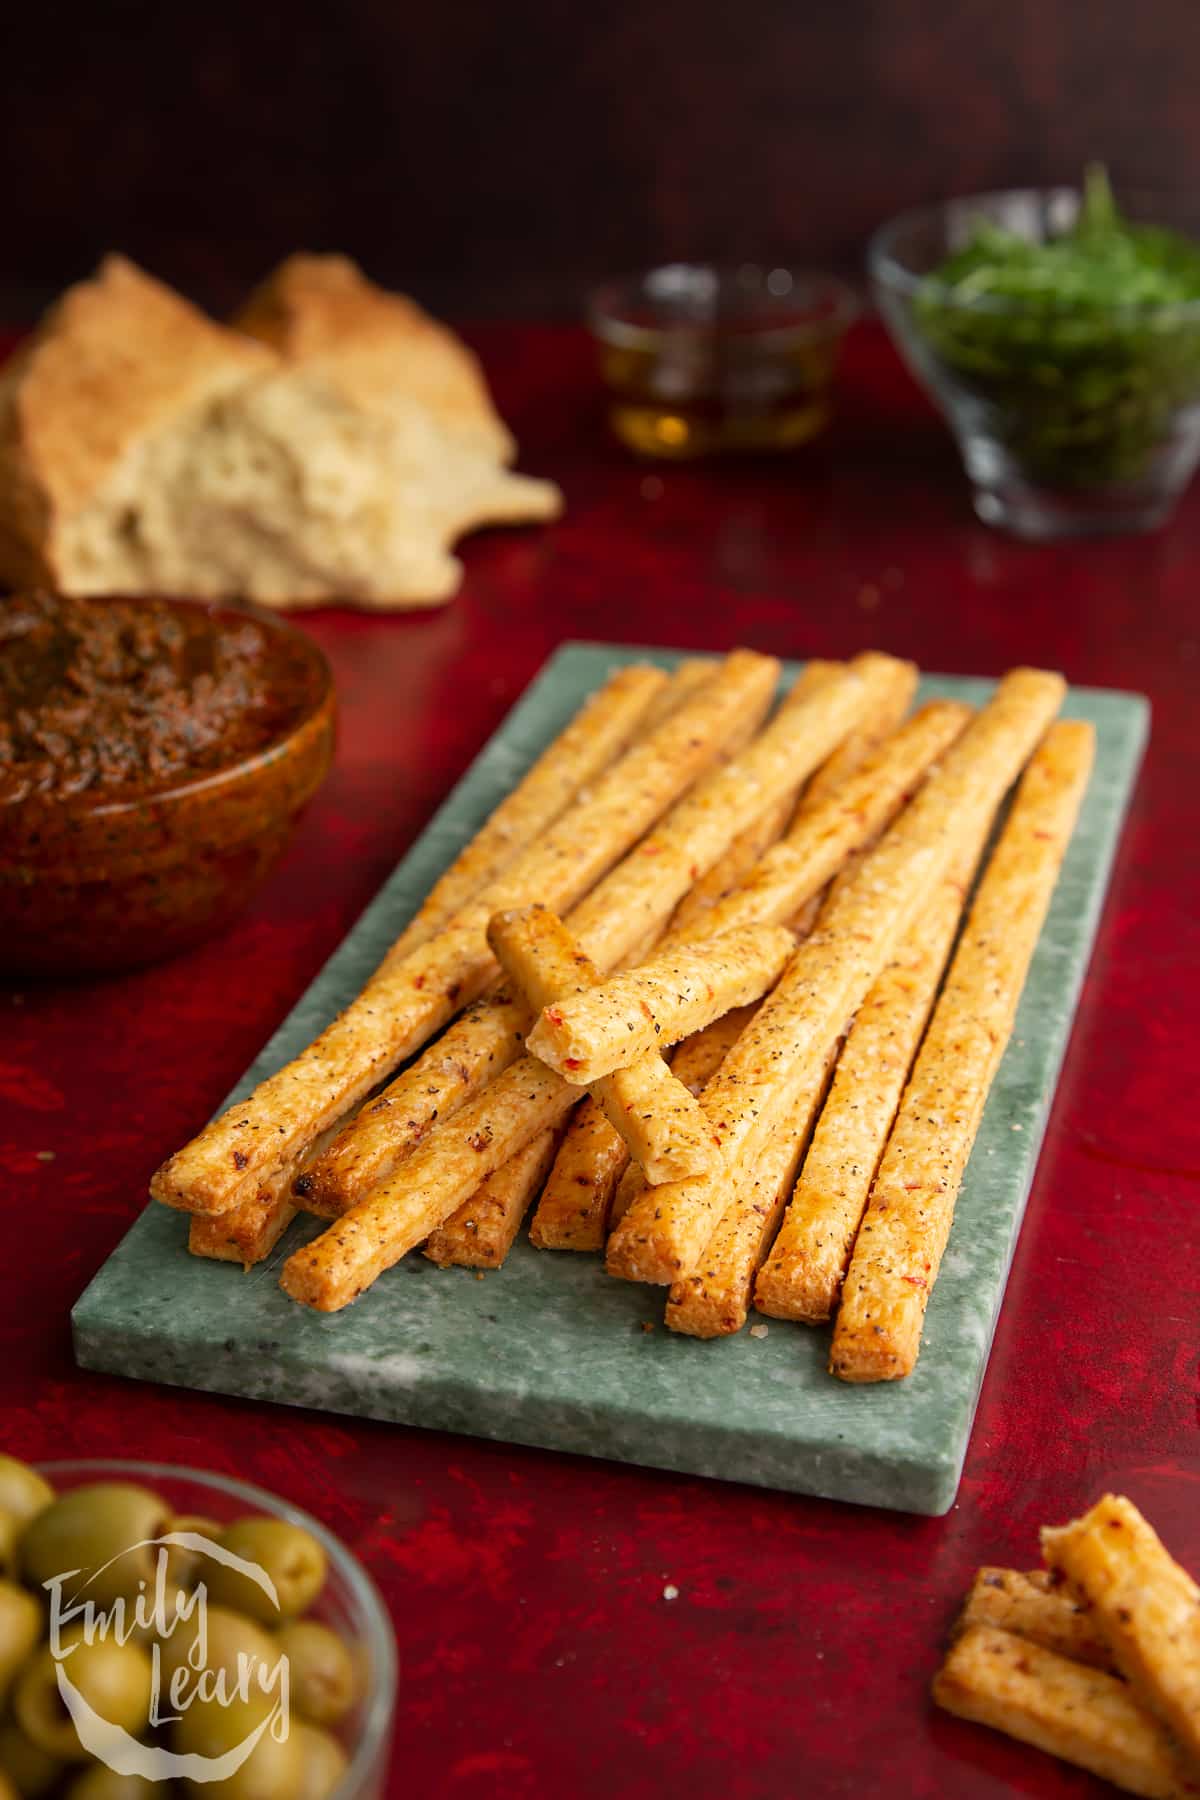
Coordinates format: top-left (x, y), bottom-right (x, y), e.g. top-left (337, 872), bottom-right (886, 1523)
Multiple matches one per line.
top-left (869, 169), bottom-right (1200, 537)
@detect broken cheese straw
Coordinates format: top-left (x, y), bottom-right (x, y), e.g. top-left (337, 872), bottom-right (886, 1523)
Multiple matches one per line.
top-left (956, 1569), bottom-right (1116, 1673)
top-left (829, 718), bottom-right (1093, 1382)
top-left (380, 662), bottom-right (671, 970)
top-left (279, 910), bottom-right (608, 1311)
top-left (933, 1626), bottom-right (1195, 1800)
top-left (605, 669), bottom-right (1066, 1286)
top-left (534, 1006), bottom-right (757, 1252)
top-left (425, 905), bottom-right (607, 1264)
top-left (1042, 1495), bottom-right (1200, 1768)
top-left (529, 923), bottom-right (796, 1084)
top-left (302, 655), bottom-right (866, 1216)
top-left (153, 646), bottom-right (779, 1217)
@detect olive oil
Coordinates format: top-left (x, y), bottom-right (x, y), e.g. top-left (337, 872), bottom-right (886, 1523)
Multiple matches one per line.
top-left (598, 324), bottom-right (841, 458)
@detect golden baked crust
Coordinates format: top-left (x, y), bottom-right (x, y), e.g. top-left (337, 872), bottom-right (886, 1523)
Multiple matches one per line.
top-left (0, 255), bottom-right (276, 585)
top-left (0, 253), bottom-right (560, 607)
top-left (233, 253), bottom-right (515, 461)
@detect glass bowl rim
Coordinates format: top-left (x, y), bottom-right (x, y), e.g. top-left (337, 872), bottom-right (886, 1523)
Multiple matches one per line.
top-left (34, 1456), bottom-right (397, 1799)
top-left (1, 594), bottom-right (335, 818)
top-left (588, 261), bottom-right (860, 350)
top-left (868, 184), bottom-right (1200, 322)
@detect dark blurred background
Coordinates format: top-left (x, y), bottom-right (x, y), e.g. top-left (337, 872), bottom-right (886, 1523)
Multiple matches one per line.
top-left (3, 0), bottom-right (1197, 319)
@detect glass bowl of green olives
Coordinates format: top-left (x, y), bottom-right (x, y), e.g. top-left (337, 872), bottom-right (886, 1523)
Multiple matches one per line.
top-left (870, 169), bottom-right (1200, 538)
top-left (0, 1455), bottom-right (396, 1799)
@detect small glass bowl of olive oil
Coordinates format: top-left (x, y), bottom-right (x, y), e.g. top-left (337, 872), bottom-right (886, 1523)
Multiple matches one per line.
top-left (588, 263), bottom-right (857, 459)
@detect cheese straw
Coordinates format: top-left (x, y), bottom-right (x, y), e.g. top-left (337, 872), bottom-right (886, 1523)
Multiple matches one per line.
top-left (1042, 1494), bottom-right (1200, 1767)
top-left (529, 1095), bottom-right (634, 1252)
top-left (933, 1626), bottom-right (1193, 1799)
top-left (532, 1006), bottom-right (756, 1252)
top-left (528, 924), bottom-right (795, 1085)
top-left (830, 719), bottom-right (1093, 1381)
top-left (664, 1042), bottom-right (835, 1338)
top-left (381, 662), bottom-right (670, 968)
top-left (607, 670), bottom-right (1065, 1286)
top-left (753, 870), bottom-right (970, 1322)
top-left (154, 646), bottom-right (778, 1215)
top-left (668, 658), bottom-right (849, 933)
top-left (423, 1127), bottom-right (562, 1269)
top-left (955, 1568), bottom-right (1115, 1673)
top-left (280, 906), bottom-right (606, 1310)
top-left (302, 655), bottom-right (865, 1216)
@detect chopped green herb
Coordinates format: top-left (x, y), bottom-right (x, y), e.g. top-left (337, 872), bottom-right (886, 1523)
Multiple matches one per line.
top-left (914, 167), bottom-right (1200, 485)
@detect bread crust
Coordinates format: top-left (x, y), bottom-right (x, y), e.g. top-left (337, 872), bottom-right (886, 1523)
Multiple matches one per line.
top-left (233, 252), bottom-right (514, 459)
top-left (0, 253), bottom-right (560, 605)
top-left (0, 256), bottom-right (276, 584)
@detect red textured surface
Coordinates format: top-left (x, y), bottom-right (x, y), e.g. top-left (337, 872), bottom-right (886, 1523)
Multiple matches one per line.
top-left (3, 323), bottom-right (1198, 1799)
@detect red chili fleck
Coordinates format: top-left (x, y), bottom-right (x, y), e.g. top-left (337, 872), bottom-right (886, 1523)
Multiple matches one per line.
top-left (564, 1057), bottom-right (583, 1072)
top-left (545, 1007), bottom-right (564, 1027)
top-left (413, 975), bottom-right (425, 990)
top-left (902, 1274), bottom-right (927, 1288)
top-left (1034, 830), bottom-right (1055, 841)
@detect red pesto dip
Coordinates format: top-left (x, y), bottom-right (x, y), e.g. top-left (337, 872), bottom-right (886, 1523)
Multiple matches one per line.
top-left (0, 593), bottom-right (316, 804)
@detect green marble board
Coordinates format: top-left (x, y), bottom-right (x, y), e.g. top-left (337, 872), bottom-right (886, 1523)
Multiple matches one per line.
top-left (72, 644), bottom-right (1149, 1515)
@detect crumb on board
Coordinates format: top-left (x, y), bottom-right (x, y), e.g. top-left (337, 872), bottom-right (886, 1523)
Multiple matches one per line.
top-left (749, 1322), bottom-right (769, 1339)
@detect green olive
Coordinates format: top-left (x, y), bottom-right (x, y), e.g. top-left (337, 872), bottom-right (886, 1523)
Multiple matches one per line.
top-left (0, 1459), bottom-right (54, 1532)
top-left (275, 1619), bottom-right (356, 1726)
top-left (0, 1510), bottom-right (20, 1581)
top-left (163, 1514), bottom-right (224, 1590)
top-left (204, 1519), bottom-right (326, 1625)
top-left (19, 1484), bottom-right (169, 1610)
top-left (13, 1635), bottom-right (153, 1760)
top-left (65, 1771), bottom-right (161, 1800)
top-left (175, 1692), bottom-right (302, 1799)
top-left (0, 1721), bottom-right (62, 1797)
top-left (156, 1604), bottom-right (281, 1702)
top-left (0, 1579), bottom-right (44, 1702)
top-left (291, 1720), bottom-right (348, 1800)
